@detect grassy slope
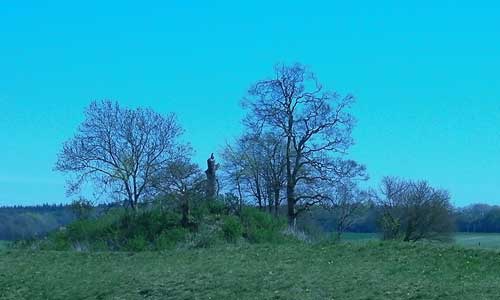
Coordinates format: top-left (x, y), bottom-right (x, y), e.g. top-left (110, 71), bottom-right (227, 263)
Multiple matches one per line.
top-left (2, 242), bottom-right (500, 300)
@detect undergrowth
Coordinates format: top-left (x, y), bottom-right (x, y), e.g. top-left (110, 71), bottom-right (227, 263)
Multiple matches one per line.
top-left (14, 199), bottom-right (289, 252)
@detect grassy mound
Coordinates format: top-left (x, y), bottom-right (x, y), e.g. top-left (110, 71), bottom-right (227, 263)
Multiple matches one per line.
top-left (2, 242), bottom-right (500, 299)
top-left (15, 201), bottom-right (287, 252)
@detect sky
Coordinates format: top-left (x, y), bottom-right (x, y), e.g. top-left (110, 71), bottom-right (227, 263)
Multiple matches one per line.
top-left (0, 0), bottom-right (499, 207)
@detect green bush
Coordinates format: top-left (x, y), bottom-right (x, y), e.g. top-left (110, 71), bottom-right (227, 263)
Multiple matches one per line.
top-left (221, 215), bottom-right (243, 242)
top-left (66, 209), bottom-right (122, 243)
top-left (206, 199), bottom-right (228, 215)
top-left (70, 198), bottom-right (94, 220)
top-left (241, 208), bottom-right (286, 243)
top-left (35, 208), bottom-right (185, 251)
top-left (118, 210), bottom-right (181, 241)
top-left (23, 199), bottom-right (292, 252)
top-left (154, 228), bottom-right (189, 250)
top-left (125, 235), bottom-right (148, 251)
top-left (182, 223), bottom-right (222, 249)
top-left (40, 231), bottom-right (71, 251)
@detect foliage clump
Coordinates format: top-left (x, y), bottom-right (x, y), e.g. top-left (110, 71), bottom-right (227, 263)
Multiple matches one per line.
top-left (22, 198), bottom-right (287, 252)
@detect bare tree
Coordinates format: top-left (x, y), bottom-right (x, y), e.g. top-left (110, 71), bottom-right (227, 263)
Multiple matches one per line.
top-left (376, 177), bottom-right (455, 242)
top-left (219, 146), bottom-right (246, 213)
top-left (157, 159), bottom-right (204, 227)
top-left (324, 182), bottom-right (370, 240)
top-left (243, 63), bottom-right (366, 226)
top-left (257, 132), bottom-right (287, 215)
top-left (55, 100), bottom-right (188, 210)
top-left (221, 131), bottom-right (286, 215)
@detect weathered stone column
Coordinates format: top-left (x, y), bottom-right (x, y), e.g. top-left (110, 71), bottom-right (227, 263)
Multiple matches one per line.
top-left (205, 153), bottom-right (218, 199)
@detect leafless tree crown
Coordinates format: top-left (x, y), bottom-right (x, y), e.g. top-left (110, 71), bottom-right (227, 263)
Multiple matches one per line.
top-left (242, 63), bottom-right (367, 225)
top-left (55, 100), bottom-right (189, 210)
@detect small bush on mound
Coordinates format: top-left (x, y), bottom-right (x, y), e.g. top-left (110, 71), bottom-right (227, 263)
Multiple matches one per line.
top-left (240, 208), bottom-right (286, 243)
top-left (221, 215), bottom-right (243, 242)
top-left (125, 235), bottom-right (148, 252)
top-left (117, 210), bottom-right (181, 242)
top-left (154, 228), bottom-right (189, 250)
top-left (182, 223), bottom-right (223, 249)
top-left (32, 231), bottom-right (72, 251)
top-left (31, 208), bottom-right (187, 251)
top-left (24, 200), bottom-right (290, 252)
top-left (191, 199), bottom-right (228, 223)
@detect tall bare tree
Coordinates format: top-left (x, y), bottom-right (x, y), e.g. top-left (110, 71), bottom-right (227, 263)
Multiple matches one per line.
top-left (243, 63), bottom-right (366, 226)
top-left (55, 100), bottom-right (188, 210)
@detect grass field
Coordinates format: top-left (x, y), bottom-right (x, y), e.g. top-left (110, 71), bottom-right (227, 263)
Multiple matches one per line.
top-left (2, 241), bottom-right (500, 299)
top-left (341, 233), bottom-right (500, 250)
top-left (454, 233), bottom-right (500, 249)
top-left (0, 241), bottom-right (9, 250)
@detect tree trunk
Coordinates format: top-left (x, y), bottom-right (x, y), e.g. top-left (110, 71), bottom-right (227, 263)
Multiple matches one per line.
top-left (237, 178), bottom-right (243, 215)
top-left (129, 195), bottom-right (138, 212)
top-left (287, 184), bottom-right (296, 228)
top-left (286, 113), bottom-right (295, 227)
top-left (255, 180), bottom-right (263, 209)
top-left (274, 188), bottom-right (280, 217)
top-left (181, 194), bottom-right (190, 228)
top-left (404, 220), bottom-right (414, 242)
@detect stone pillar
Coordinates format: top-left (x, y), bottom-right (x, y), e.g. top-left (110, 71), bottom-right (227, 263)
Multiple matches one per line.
top-left (205, 153), bottom-right (218, 199)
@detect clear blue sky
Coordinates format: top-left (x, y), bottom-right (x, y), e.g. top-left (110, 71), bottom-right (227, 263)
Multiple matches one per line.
top-left (1, 1), bottom-right (499, 207)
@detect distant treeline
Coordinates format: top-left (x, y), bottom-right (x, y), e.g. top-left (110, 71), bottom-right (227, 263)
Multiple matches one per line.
top-left (1, 202), bottom-right (499, 240)
top-left (0, 204), bottom-right (74, 240)
top-left (299, 203), bottom-right (500, 235)
top-left (455, 204), bottom-right (500, 233)
top-left (0, 203), bottom-right (116, 240)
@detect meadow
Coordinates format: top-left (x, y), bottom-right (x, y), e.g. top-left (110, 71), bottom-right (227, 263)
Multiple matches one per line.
top-left (3, 232), bottom-right (500, 299)
top-left (454, 233), bottom-right (500, 250)
top-left (3, 232), bottom-right (500, 252)
top-left (341, 233), bottom-right (500, 250)
top-left (2, 241), bottom-right (500, 299)
top-left (0, 240), bottom-right (9, 250)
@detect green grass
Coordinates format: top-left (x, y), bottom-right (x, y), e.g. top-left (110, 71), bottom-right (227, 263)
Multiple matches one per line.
top-left (340, 232), bottom-right (379, 242)
top-left (454, 233), bottom-right (500, 250)
top-left (2, 242), bottom-right (500, 299)
top-left (341, 233), bottom-right (500, 250)
top-left (0, 241), bottom-right (9, 250)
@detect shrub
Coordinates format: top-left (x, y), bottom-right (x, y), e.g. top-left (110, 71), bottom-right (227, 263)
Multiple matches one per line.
top-left (154, 228), bottom-right (189, 250)
top-left (125, 235), bottom-right (148, 252)
top-left (70, 198), bottom-right (94, 220)
top-left (118, 210), bottom-right (180, 241)
top-left (37, 208), bottom-right (186, 251)
top-left (240, 208), bottom-right (286, 243)
top-left (221, 215), bottom-right (243, 242)
top-left (41, 231), bottom-right (71, 251)
top-left (182, 223), bottom-right (222, 249)
top-left (23, 201), bottom-right (291, 251)
top-left (66, 208), bottom-right (124, 242)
